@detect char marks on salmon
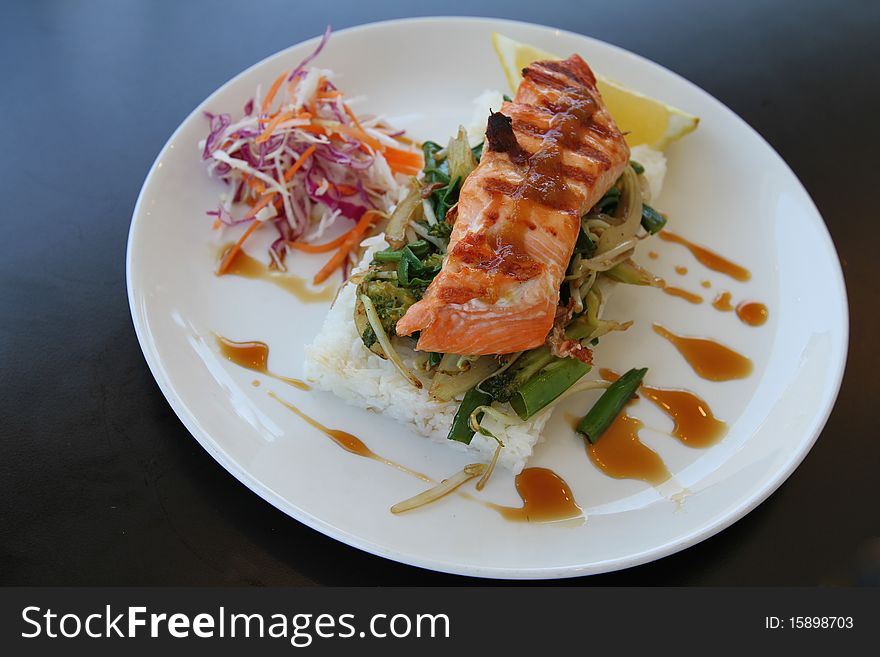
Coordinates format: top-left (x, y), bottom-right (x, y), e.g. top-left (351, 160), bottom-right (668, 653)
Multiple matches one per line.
top-left (396, 54), bottom-right (630, 355)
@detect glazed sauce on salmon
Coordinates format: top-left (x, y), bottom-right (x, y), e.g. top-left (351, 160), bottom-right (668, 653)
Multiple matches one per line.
top-left (216, 335), bottom-right (310, 390)
top-left (395, 55), bottom-right (630, 355)
top-left (216, 243), bottom-right (336, 303)
top-left (658, 231), bottom-right (751, 281)
top-left (490, 467), bottom-right (582, 522)
top-left (653, 324), bottom-right (753, 381)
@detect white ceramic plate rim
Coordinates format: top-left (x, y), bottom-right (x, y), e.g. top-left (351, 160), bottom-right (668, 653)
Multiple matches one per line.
top-left (126, 16), bottom-right (848, 579)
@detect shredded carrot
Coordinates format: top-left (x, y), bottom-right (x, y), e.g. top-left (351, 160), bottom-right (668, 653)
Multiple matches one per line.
top-left (217, 220), bottom-right (261, 275)
top-left (313, 211), bottom-right (380, 284)
top-left (297, 124), bottom-right (326, 136)
top-left (283, 144), bottom-right (317, 182)
top-left (287, 228), bottom-right (355, 253)
top-left (317, 90), bottom-right (343, 100)
top-left (247, 193), bottom-right (276, 218)
top-left (261, 71), bottom-right (288, 114)
top-left (383, 146), bottom-right (424, 175)
top-left (256, 111), bottom-right (296, 144)
top-left (342, 104), bottom-right (366, 133)
top-left (329, 123), bottom-right (383, 151)
top-left (212, 219), bottom-right (222, 230)
top-left (335, 184), bottom-right (358, 196)
top-left (251, 179), bottom-right (266, 196)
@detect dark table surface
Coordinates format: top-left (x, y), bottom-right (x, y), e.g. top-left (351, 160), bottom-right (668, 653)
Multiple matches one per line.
top-left (2, 0), bottom-right (877, 586)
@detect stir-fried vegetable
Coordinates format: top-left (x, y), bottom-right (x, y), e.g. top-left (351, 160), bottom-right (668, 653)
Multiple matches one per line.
top-left (448, 388), bottom-right (493, 444)
top-left (509, 358), bottom-right (592, 420)
top-left (576, 367), bottom-right (648, 443)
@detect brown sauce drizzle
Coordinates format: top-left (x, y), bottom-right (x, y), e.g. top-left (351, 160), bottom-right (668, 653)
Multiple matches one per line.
top-left (600, 369), bottom-right (727, 448)
top-left (216, 244), bottom-right (336, 303)
top-left (653, 324), bottom-right (753, 381)
top-left (215, 335), bottom-right (310, 390)
top-left (736, 301), bottom-right (769, 327)
top-left (658, 231), bottom-right (751, 281)
top-left (662, 286), bottom-right (703, 304)
top-left (675, 265), bottom-right (688, 275)
top-left (712, 291), bottom-right (734, 311)
top-left (269, 392), bottom-right (431, 482)
top-left (587, 413), bottom-right (670, 484)
top-left (489, 468), bottom-right (582, 522)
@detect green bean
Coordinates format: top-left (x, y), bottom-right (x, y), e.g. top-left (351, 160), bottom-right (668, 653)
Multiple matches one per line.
top-left (373, 249), bottom-right (403, 262)
top-left (640, 204), bottom-right (667, 234)
top-left (576, 367), bottom-right (647, 443)
top-left (630, 160), bottom-right (645, 174)
top-left (447, 387), bottom-right (492, 444)
top-left (428, 352), bottom-right (443, 368)
top-left (510, 358), bottom-right (592, 420)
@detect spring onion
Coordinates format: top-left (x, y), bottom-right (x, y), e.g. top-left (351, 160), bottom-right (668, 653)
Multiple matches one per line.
top-left (640, 204), bottom-right (667, 234)
top-left (510, 358), bottom-right (592, 420)
top-left (447, 387), bottom-right (493, 443)
top-left (576, 367), bottom-right (648, 443)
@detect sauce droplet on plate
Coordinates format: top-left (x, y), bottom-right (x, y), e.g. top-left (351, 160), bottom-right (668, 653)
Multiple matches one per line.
top-left (599, 369), bottom-right (727, 448)
top-left (712, 291), bottom-right (734, 312)
top-left (701, 280), bottom-right (712, 289)
top-left (675, 265), bottom-right (688, 275)
top-left (587, 413), bottom-right (670, 484)
top-left (216, 335), bottom-right (310, 390)
top-left (658, 231), bottom-right (751, 281)
top-left (653, 324), bottom-right (753, 381)
top-left (663, 286), bottom-right (703, 304)
top-left (736, 301), bottom-right (769, 326)
top-left (648, 251), bottom-right (659, 260)
top-left (217, 244), bottom-right (336, 303)
top-left (490, 468), bottom-right (582, 522)
top-left (269, 392), bottom-right (431, 482)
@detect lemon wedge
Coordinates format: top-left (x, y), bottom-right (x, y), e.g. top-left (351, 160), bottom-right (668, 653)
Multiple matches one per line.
top-left (491, 32), bottom-right (699, 149)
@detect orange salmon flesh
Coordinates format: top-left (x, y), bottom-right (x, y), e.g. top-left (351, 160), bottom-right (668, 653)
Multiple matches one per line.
top-left (396, 55), bottom-right (630, 354)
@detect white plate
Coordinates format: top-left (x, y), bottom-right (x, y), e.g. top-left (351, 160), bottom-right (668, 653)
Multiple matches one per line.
top-left (127, 17), bottom-right (847, 579)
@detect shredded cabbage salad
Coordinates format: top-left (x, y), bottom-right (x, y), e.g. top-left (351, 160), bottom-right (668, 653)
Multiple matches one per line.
top-left (199, 26), bottom-right (423, 281)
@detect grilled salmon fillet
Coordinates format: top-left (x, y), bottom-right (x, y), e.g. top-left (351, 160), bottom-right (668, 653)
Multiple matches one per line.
top-left (396, 55), bottom-right (630, 354)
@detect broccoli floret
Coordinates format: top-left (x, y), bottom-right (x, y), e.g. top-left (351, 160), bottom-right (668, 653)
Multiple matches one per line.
top-left (422, 252), bottom-right (444, 271)
top-left (428, 220), bottom-right (453, 240)
top-left (364, 280), bottom-right (417, 336)
top-left (361, 325), bottom-right (377, 349)
top-left (479, 347), bottom-right (557, 402)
